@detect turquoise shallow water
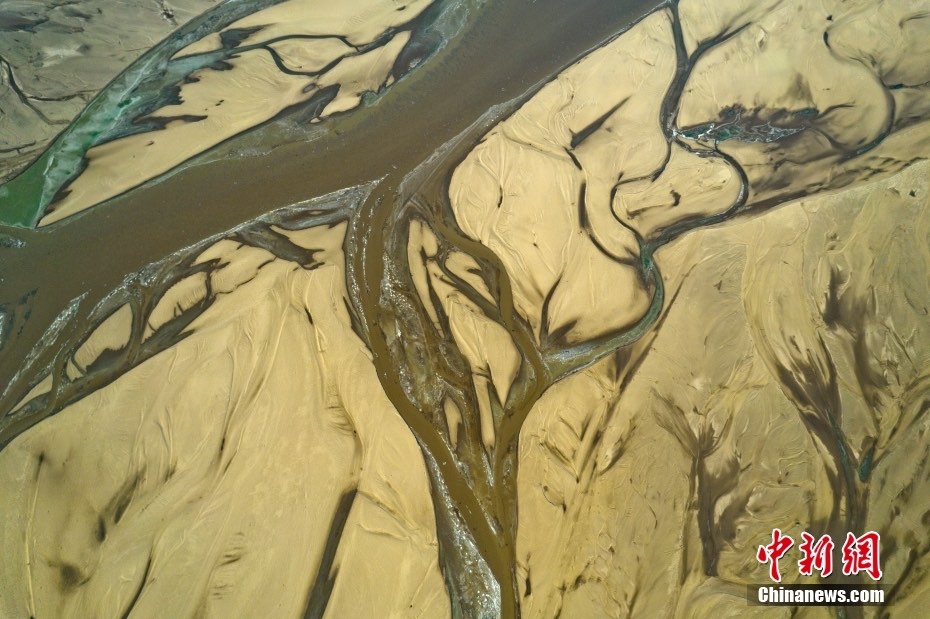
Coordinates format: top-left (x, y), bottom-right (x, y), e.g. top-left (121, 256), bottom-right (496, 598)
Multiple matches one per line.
top-left (2, 2), bottom-right (928, 617)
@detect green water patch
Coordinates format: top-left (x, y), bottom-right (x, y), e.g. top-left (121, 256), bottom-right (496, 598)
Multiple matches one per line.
top-left (678, 104), bottom-right (818, 144)
top-left (0, 0), bottom-right (461, 229)
top-left (0, 0), bottom-right (291, 229)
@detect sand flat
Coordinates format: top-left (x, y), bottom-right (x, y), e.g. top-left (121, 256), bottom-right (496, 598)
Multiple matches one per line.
top-left (2, 0), bottom-right (930, 616)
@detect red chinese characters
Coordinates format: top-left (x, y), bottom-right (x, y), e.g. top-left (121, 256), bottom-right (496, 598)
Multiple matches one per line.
top-left (841, 531), bottom-right (883, 581)
top-left (757, 528), bottom-right (794, 582)
top-left (757, 529), bottom-right (883, 582)
top-left (798, 532), bottom-right (834, 577)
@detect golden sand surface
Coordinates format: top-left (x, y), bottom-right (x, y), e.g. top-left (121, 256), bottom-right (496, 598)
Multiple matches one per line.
top-left (1, 0), bottom-right (930, 617)
top-left (443, 0), bottom-right (930, 614)
top-left (0, 213), bottom-right (450, 618)
top-left (514, 162), bottom-right (930, 617)
top-left (38, 0), bottom-right (430, 226)
top-left (0, 0), bottom-right (217, 182)
top-left (176, 0), bottom-right (433, 55)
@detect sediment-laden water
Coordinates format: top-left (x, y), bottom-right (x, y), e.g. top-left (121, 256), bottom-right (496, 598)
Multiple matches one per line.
top-left (1, 1), bottom-right (929, 617)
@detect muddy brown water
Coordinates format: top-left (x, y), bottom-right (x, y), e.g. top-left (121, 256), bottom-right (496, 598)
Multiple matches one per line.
top-left (0, 2), bottom-right (662, 617)
top-left (0, 0), bottom-right (662, 391)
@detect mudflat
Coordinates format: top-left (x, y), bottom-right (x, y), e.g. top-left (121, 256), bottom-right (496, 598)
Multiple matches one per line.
top-left (1, 1), bottom-right (929, 617)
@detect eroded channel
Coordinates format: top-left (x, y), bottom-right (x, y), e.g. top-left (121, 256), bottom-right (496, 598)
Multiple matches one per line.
top-left (2, 0), bottom-right (930, 617)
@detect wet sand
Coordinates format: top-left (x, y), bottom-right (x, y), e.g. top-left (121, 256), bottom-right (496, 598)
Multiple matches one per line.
top-left (2, 0), bottom-right (930, 617)
top-left (0, 0), bottom-right (665, 393)
top-left (0, 0), bottom-right (218, 183)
